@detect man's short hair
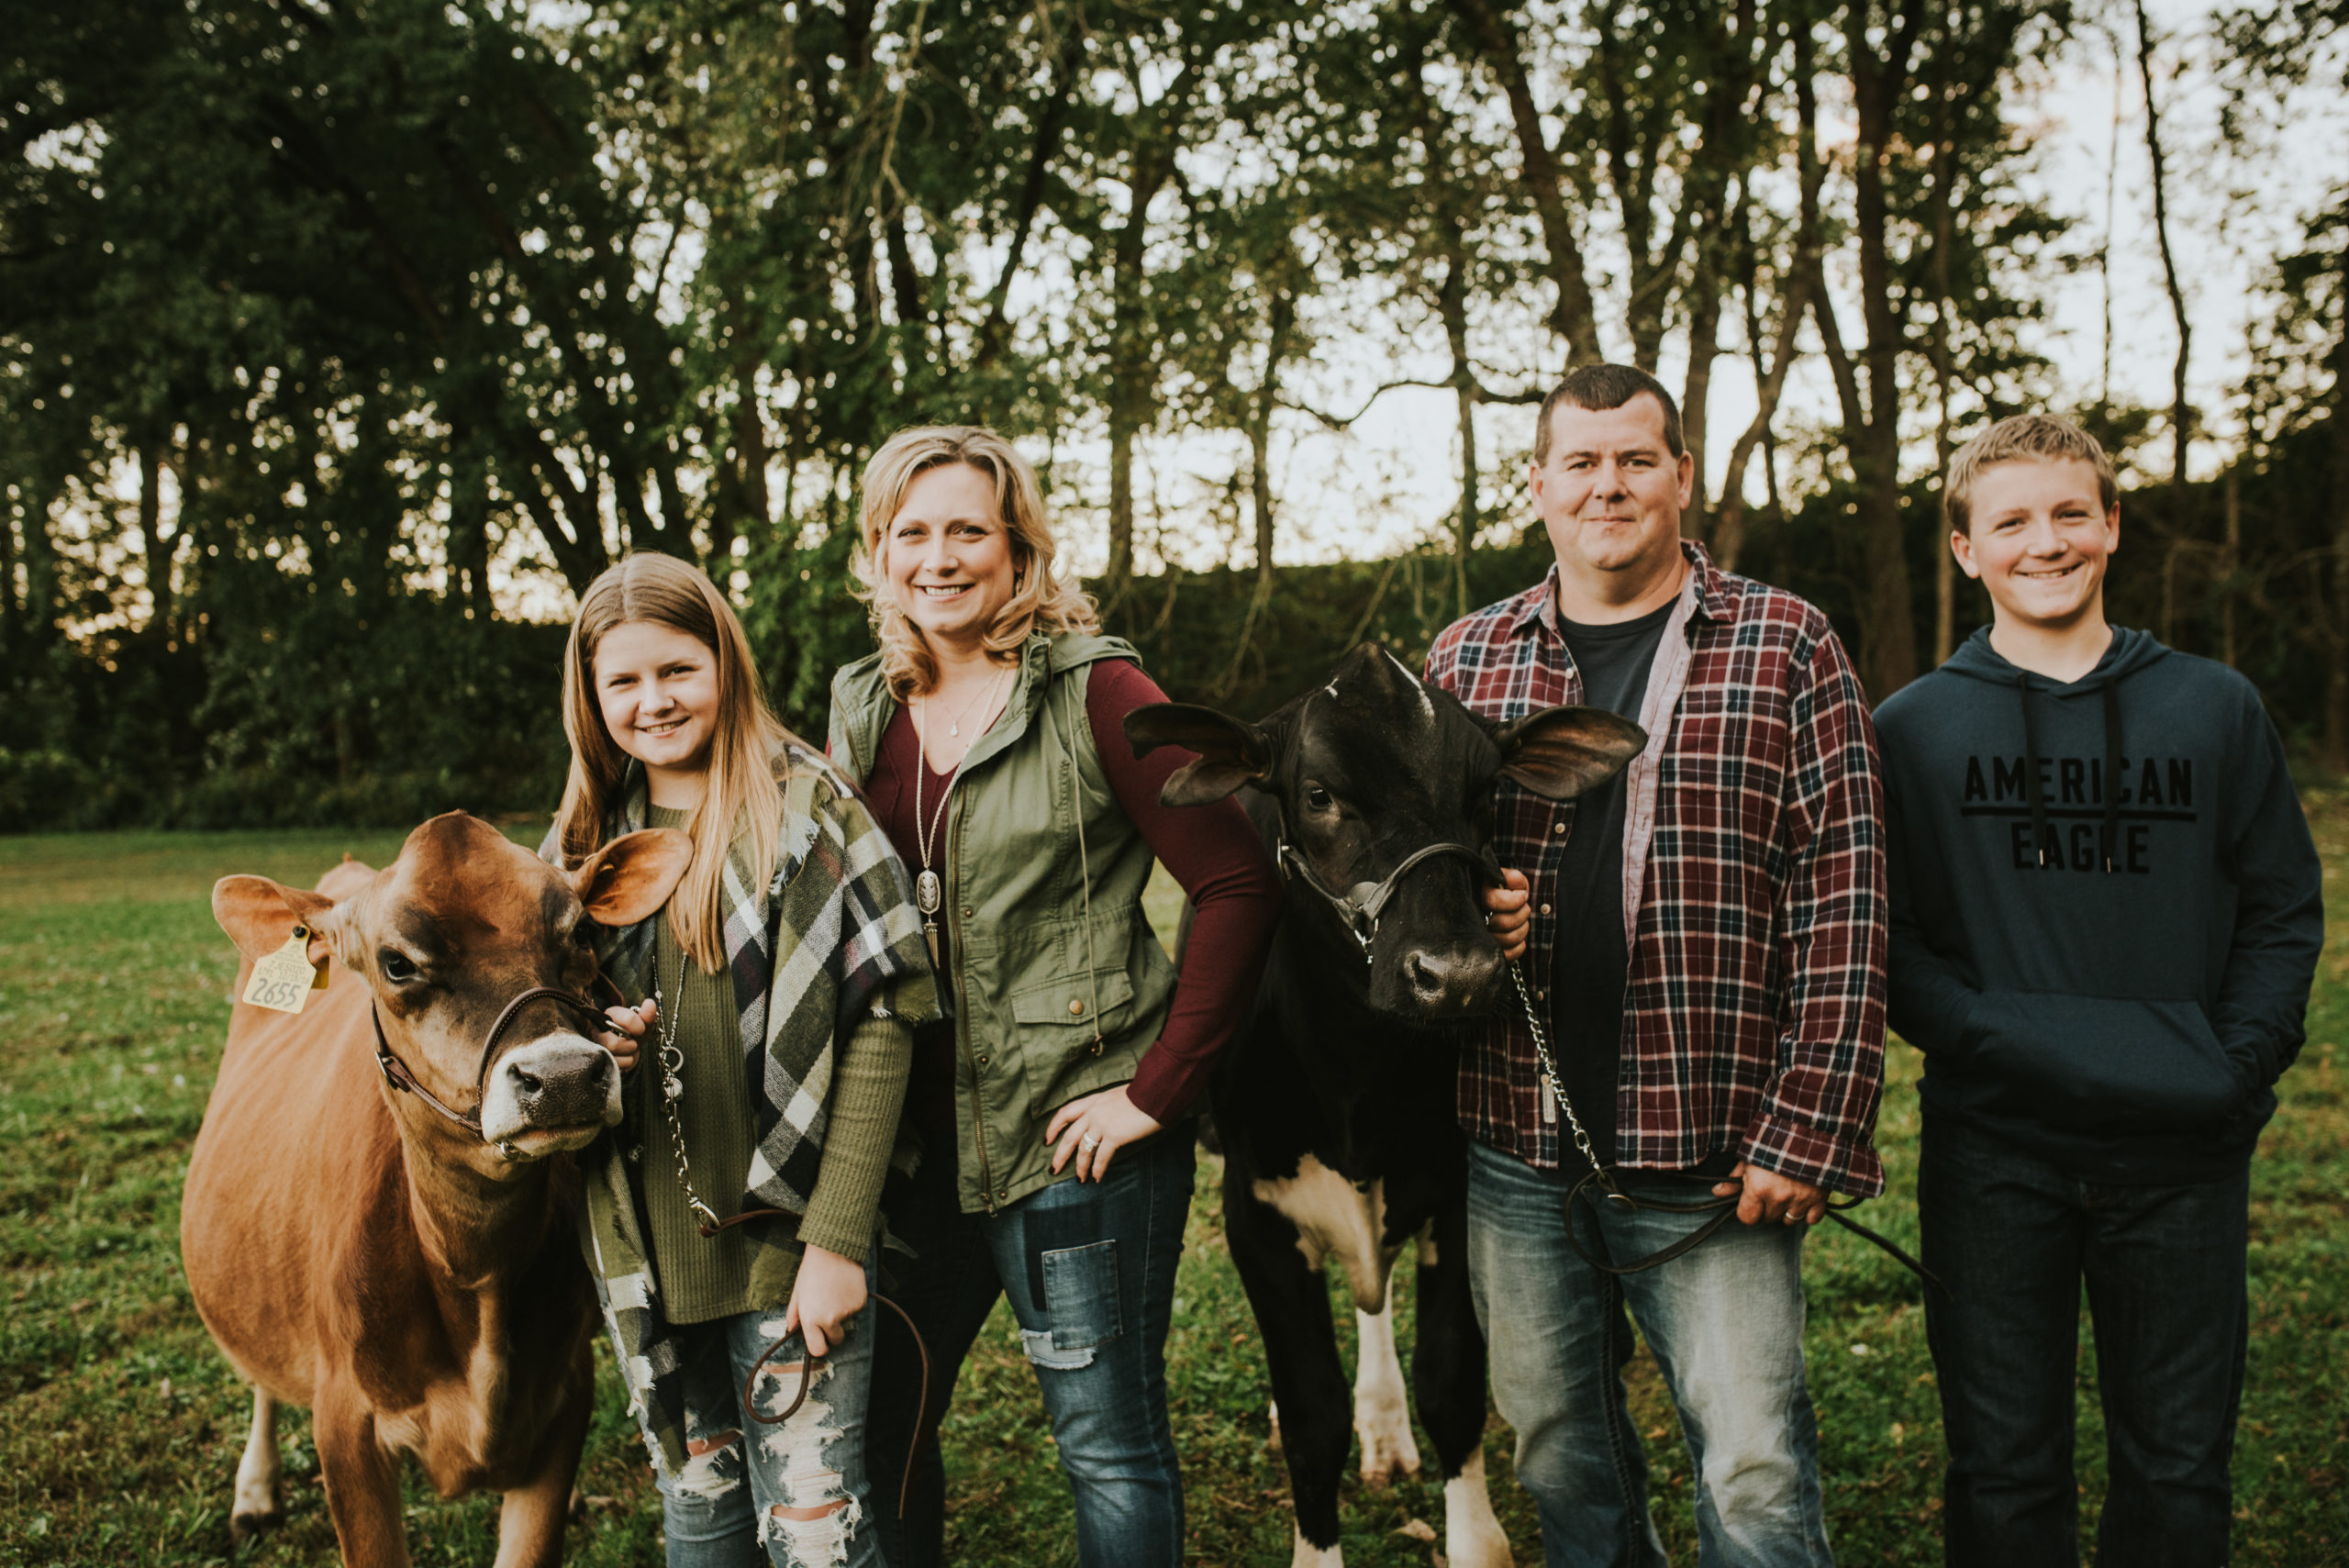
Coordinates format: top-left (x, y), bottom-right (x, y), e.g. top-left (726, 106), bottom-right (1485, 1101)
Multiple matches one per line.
top-left (1533, 363), bottom-right (1686, 463)
top-left (1945, 414), bottom-right (2119, 535)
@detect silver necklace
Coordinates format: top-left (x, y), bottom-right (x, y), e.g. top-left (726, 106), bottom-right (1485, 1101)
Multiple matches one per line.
top-left (910, 662), bottom-right (1010, 966)
top-left (925, 662), bottom-right (1006, 740)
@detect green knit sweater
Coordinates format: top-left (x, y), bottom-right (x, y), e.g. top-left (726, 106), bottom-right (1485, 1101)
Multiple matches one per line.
top-left (634, 804), bottom-right (913, 1323)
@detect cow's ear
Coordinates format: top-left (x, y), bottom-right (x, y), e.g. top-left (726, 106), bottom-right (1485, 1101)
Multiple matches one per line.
top-left (573, 828), bottom-right (694, 927)
top-left (1493, 705), bottom-right (1648, 800)
top-left (213, 875), bottom-right (338, 968)
top-left (1125, 703), bottom-right (1275, 807)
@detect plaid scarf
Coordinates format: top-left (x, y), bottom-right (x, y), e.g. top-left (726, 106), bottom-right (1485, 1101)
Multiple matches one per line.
top-left (543, 743), bottom-right (937, 1473)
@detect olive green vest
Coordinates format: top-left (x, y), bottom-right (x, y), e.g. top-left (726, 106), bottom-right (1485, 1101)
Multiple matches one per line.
top-left (829, 630), bottom-right (1179, 1214)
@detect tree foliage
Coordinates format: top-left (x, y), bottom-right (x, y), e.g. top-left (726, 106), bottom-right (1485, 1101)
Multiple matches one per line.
top-left (1, 0), bottom-right (2340, 828)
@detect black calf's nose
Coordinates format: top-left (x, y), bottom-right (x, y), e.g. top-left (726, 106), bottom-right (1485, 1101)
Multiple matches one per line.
top-left (1402, 943), bottom-right (1507, 1014)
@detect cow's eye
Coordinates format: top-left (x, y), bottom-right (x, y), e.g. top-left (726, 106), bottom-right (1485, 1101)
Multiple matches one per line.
top-left (379, 950), bottom-right (419, 984)
top-left (1305, 784), bottom-right (1334, 812)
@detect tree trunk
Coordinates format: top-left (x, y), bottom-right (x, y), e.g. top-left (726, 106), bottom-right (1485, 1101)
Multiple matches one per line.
top-left (1435, 250), bottom-right (1479, 611)
top-left (139, 438), bottom-right (173, 641)
top-left (448, 426), bottom-right (493, 622)
top-left (19, 481), bottom-right (62, 651)
top-left (1251, 290), bottom-right (1296, 590)
top-left (1929, 112), bottom-right (1960, 668)
top-left (0, 484), bottom-right (18, 652)
top-left (2323, 255), bottom-right (2349, 771)
top-left (1679, 266), bottom-right (1726, 543)
top-left (2135, 0), bottom-right (2193, 524)
top-left (1816, 3), bottom-right (1927, 698)
top-left (1445, 0), bottom-right (1603, 362)
top-left (1105, 147), bottom-right (1171, 596)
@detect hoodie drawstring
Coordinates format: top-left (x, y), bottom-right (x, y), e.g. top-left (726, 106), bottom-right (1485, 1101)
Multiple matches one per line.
top-left (2018, 672), bottom-right (2125, 874)
top-left (2100, 681), bottom-right (2123, 873)
top-left (2019, 674), bottom-right (2053, 868)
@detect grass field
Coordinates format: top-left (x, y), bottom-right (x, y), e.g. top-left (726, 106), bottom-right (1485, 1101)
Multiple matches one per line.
top-left (2, 813), bottom-right (2344, 1566)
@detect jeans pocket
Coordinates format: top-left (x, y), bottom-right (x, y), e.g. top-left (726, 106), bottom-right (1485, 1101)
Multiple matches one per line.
top-left (1041, 1239), bottom-right (1123, 1351)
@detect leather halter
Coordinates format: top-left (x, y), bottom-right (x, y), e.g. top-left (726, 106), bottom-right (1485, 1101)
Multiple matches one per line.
top-left (370, 983), bottom-right (614, 1156)
top-left (1275, 835), bottom-right (1501, 964)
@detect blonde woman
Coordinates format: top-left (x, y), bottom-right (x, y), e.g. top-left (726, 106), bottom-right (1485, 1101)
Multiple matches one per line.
top-left (828, 427), bottom-right (1280, 1567)
top-left (551, 552), bottom-right (936, 1567)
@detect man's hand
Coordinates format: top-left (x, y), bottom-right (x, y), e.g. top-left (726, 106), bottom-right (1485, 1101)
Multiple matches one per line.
top-left (596, 997), bottom-right (657, 1073)
top-left (783, 1243), bottom-right (867, 1358)
top-left (1713, 1160), bottom-right (1828, 1227)
top-left (1483, 869), bottom-right (1531, 963)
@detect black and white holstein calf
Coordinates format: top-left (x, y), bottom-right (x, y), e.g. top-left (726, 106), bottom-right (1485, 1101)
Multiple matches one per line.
top-left (1128, 644), bottom-right (1643, 1568)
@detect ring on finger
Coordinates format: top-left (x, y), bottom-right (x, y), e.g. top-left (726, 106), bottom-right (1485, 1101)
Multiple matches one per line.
top-left (1080, 1132), bottom-right (1101, 1152)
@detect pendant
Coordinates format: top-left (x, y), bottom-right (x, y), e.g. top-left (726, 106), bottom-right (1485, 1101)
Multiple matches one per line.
top-left (950, 721), bottom-right (960, 737)
top-left (916, 868), bottom-right (941, 914)
top-left (923, 916), bottom-right (941, 969)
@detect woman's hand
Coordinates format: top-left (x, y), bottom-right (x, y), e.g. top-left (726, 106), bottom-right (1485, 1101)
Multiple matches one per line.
top-left (596, 997), bottom-right (657, 1073)
top-left (1046, 1086), bottom-right (1164, 1183)
top-left (784, 1243), bottom-right (868, 1357)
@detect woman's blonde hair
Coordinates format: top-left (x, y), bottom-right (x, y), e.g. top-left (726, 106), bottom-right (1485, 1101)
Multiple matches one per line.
top-left (852, 425), bottom-right (1099, 699)
top-left (554, 552), bottom-right (796, 973)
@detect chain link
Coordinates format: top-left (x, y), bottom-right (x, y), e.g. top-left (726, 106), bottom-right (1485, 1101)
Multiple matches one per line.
top-left (1508, 962), bottom-right (1618, 1194)
top-left (651, 942), bottom-right (721, 1234)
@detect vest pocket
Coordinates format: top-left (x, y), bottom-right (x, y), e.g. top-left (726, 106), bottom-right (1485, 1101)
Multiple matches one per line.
top-left (1009, 968), bottom-right (1137, 1034)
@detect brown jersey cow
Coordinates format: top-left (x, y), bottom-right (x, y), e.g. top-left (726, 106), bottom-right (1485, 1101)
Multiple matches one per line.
top-left (183, 813), bottom-right (688, 1567)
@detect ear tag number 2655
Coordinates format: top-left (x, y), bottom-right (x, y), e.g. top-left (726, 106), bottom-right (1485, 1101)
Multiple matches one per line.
top-left (242, 925), bottom-right (328, 1015)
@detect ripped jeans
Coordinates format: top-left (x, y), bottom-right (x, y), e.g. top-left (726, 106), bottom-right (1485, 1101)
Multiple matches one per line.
top-left (868, 1122), bottom-right (1197, 1568)
top-left (644, 1282), bottom-right (881, 1568)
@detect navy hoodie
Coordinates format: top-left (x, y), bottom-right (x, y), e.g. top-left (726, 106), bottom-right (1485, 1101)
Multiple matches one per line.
top-left (1875, 626), bottom-right (2322, 1183)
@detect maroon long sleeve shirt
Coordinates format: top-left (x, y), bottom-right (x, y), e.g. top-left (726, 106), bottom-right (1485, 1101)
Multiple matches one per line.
top-left (863, 658), bottom-right (1280, 1144)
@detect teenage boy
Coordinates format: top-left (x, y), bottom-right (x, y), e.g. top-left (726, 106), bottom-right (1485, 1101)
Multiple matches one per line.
top-left (1431, 363), bottom-right (1887, 1567)
top-left (1875, 414), bottom-right (2323, 1567)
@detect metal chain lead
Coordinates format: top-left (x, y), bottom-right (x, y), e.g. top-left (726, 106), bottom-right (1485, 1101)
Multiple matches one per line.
top-left (651, 942), bottom-right (721, 1234)
top-left (1508, 962), bottom-right (1619, 1195)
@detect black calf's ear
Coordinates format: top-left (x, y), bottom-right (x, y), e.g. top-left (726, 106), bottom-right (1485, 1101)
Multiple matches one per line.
top-left (1124, 703), bottom-right (1274, 807)
top-left (1495, 705), bottom-right (1647, 800)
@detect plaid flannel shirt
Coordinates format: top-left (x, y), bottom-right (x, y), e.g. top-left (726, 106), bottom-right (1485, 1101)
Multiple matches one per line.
top-left (1425, 541), bottom-right (1887, 1197)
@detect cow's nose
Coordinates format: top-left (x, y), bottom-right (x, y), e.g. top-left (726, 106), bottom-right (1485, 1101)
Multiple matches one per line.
top-left (499, 1044), bottom-right (613, 1128)
top-left (1402, 942), bottom-right (1506, 1015)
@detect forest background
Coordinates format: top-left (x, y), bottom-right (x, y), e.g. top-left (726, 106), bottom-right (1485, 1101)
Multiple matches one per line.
top-left (4, 0), bottom-right (2345, 831)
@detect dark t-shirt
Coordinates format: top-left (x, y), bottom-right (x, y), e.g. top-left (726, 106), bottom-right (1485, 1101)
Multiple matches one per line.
top-left (1549, 598), bottom-right (1674, 1171)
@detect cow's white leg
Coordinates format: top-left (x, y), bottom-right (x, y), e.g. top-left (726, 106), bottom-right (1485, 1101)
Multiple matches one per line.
top-left (1352, 1301), bottom-right (1419, 1488)
top-left (230, 1387), bottom-right (284, 1542)
top-left (1443, 1449), bottom-right (1515, 1568)
top-left (1290, 1523), bottom-right (1344, 1568)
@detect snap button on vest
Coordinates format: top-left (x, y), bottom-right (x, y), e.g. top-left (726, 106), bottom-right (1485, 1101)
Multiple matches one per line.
top-left (1068, 998), bottom-right (1084, 1016)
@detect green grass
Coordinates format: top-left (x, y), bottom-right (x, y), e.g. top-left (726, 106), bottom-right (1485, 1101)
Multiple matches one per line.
top-left (3, 818), bottom-right (2345, 1565)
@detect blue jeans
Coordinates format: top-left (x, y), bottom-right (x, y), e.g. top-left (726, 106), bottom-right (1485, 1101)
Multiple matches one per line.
top-left (868, 1124), bottom-right (1196, 1568)
top-left (1465, 1140), bottom-right (1833, 1568)
top-left (1920, 1111), bottom-right (2250, 1567)
top-left (642, 1267), bottom-right (882, 1568)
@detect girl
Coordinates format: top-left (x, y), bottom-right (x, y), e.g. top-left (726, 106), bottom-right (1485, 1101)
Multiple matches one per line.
top-left (828, 427), bottom-right (1281, 1567)
top-left (553, 552), bottom-right (935, 1568)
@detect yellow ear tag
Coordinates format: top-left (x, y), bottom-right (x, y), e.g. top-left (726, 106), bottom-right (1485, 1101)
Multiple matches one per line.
top-left (241, 924), bottom-right (328, 1015)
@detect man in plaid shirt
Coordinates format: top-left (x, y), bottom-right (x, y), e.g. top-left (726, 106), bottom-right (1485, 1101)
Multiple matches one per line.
top-left (1426, 364), bottom-right (1887, 1567)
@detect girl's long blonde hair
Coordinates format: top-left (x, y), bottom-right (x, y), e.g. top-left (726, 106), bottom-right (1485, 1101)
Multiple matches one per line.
top-left (852, 426), bottom-right (1099, 699)
top-left (555, 552), bottom-right (795, 973)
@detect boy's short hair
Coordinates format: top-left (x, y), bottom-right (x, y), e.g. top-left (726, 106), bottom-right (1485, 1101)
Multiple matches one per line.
top-left (1946, 414), bottom-right (2119, 535)
top-left (1534, 363), bottom-right (1686, 462)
